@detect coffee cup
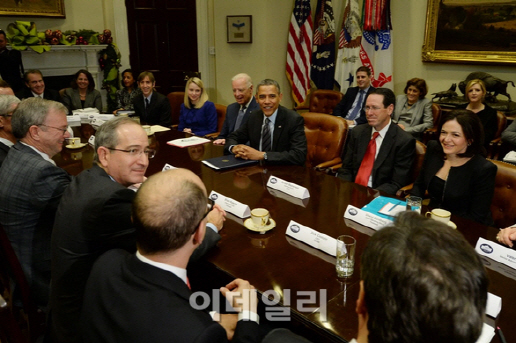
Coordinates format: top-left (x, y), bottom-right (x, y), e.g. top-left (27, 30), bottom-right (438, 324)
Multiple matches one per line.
top-left (67, 137), bottom-right (81, 147)
top-left (251, 208), bottom-right (270, 228)
top-left (142, 125), bottom-right (152, 135)
top-left (425, 209), bottom-right (451, 223)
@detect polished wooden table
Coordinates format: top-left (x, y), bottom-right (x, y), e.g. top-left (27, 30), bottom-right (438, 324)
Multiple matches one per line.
top-left (55, 127), bottom-right (515, 343)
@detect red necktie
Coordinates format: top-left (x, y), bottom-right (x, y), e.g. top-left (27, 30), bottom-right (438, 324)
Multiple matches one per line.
top-left (186, 277), bottom-right (191, 290)
top-left (355, 132), bottom-right (379, 187)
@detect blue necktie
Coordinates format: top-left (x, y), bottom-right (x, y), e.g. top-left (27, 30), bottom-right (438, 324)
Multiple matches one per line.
top-left (348, 90), bottom-right (364, 120)
top-left (234, 106), bottom-right (246, 130)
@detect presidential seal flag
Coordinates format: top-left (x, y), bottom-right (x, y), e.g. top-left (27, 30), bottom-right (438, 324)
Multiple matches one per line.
top-left (286, 0), bottom-right (313, 106)
top-left (311, 0), bottom-right (336, 90)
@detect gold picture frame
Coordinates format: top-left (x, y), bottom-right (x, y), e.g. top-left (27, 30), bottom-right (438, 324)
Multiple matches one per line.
top-left (422, 0), bottom-right (516, 65)
top-left (0, 0), bottom-right (65, 18)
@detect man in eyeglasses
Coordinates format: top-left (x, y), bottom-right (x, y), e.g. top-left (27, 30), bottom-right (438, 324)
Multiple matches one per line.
top-left (0, 97), bottom-right (72, 308)
top-left (50, 116), bottom-right (226, 343)
top-left (0, 94), bottom-right (20, 166)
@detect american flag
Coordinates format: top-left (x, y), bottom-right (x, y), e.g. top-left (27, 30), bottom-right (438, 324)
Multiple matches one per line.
top-left (286, 0), bottom-right (313, 106)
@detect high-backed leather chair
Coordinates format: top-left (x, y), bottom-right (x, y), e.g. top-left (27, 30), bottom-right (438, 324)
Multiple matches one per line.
top-left (422, 102), bottom-right (442, 144)
top-left (301, 112), bottom-right (348, 169)
top-left (490, 159), bottom-right (516, 228)
top-left (487, 111), bottom-right (508, 159)
top-left (396, 140), bottom-right (427, 197)
top-left (0, 225), bottom-right (45, 343)
top-left (308, 89), bottom-right (343, 115)
top-left (166, 91), bottom-right (185, 128)
top-left (205, 103), bottom-right (227, 138)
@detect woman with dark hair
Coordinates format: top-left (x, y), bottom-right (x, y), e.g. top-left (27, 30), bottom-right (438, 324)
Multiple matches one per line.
top-left (460, 79), bottom-right (497, 147)
top-left (178, 77), bottom-right (217, 136)
top-left (411, 109), bottom-right (497, 225)
top-left (62, 69), bottom-right (103, 113)
top-left (392, 78), bottom-right (433, 140)
top-left (113, 69), bottom-right (141, 114)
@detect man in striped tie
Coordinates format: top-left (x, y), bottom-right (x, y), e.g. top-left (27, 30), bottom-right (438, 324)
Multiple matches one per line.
top-left (224, 79), bottom-right (307, 166)
top-left (337, 88), bottom-right (415, 195)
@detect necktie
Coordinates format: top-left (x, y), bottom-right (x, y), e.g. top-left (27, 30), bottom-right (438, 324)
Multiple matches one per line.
top-left (186, 277), bottom-right (191, 290)
top-left (262, 118), bottom-right (272, 152)
top-left (144, 98), bottom-right (149, 119)
top-left (355, 132), bottom-right (379, 187)
top-left (234, 106), bottom-right (246, 130)
top-left (348, 90), bottom-right (365, 120)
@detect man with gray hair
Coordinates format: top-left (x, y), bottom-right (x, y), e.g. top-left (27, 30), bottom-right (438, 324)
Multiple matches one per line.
top-left (213, 73), bottom-right (259, 145)
top-left (224, 79), bottom-right (307, 165)
top-left (16, 69), bottom-right (62, 101)
top-left (0, 97), bottom-right (71, 307)
top-left (0, 95), bottom-right (20, 166)
top-left (50, 117), bottom-right (225, 343)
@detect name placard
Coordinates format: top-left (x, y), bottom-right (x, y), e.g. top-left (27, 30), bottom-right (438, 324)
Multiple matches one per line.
top-left (208, 191), bottom-right (250, 218)
top-left (343, 204), bottom-right (392, 231)
top-left (266, 175), bottom-right (309, 199)
top-left (285, 220), bottom-right (336, 257)
top-left (475, 237), bottom-right (516, 270)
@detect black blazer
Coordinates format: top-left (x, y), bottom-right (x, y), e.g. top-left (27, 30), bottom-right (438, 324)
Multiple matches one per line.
top-left (224, 105), bottom-right (307, 166)
top-left (338, 122), bottom-right (415, 195)
top-left (333, 86), bottom-right (376, 125)
top-left (411, 140), bottom-right (497, 226)
top-left (217, 97), bottom-right (259, 139)
top-left (133, 91), bottom-right (172, 127)
top-left (15, 87), bottom-right (62, 102)
top-left (81, 249), bottom-right (261, 343)
top-left (0, 141), bottom-right (9, 167)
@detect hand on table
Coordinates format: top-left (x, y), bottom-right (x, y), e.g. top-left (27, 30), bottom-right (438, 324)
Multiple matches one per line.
top-left (213, 138), bottom-right (226, 145)
top-left (232, 145), bottom-right (264, 161)
top-left (220, 278), bottom-right (257, 314)
top-left (183, 128), bottom-right (192, 133)
top-left (207, 204), bottom-right (226, 231)
top-left (497, 226), bottom-right (516, 247)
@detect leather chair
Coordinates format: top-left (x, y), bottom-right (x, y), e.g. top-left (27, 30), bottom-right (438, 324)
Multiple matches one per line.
top-left (487, 111), bottom-right (508, 159)
top-left (166, 91), bottom-right (185, 128)
top-left (205, 103), bottom-right (227, 138)
top-left (307, 89), bottom-right (343, 115)
top-left (396, 140), bottom-right (427, 197)
top-left (490, 159), bottom-right (516, 228)
top-left (0, 225), bottom-right (45, 343)
top-left (301, 112), bottom-right (348, 169)
top-left (421, 102), bottom-right (442, 144)
top-left (0, 294), bottom-right (28, 343)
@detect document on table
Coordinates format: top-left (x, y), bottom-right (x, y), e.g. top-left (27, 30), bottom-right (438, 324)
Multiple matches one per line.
top-left (167, 136), bottom-right (211, 148)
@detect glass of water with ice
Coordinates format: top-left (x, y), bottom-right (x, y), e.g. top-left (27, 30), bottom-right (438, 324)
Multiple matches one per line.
top-left (336, 235), bottom-right (356, 278)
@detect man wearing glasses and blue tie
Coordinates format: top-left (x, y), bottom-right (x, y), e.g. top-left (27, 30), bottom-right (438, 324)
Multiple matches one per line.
top-left (50, 116), bottom-right (225, 343)
top-left (0, 97), bottom-right (72, 308)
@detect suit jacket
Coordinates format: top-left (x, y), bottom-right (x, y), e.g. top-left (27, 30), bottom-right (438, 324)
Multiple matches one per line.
top-left (62, 88), bottom-right (103, 113)
top-left (333, 86), bottom-right (376, 125)
top-left (224, 105), bottom-right (307, 166)
top-left (392, 95), bottom-right (433, 139)
top-left (0, 141), bottom-right (9, 167)
top-left (0, 48), bottom-right (24, 92)
top-left (411, 140), bottom-right (496, 226)
top-left (217, 97), bottom-right (259, 139)
top-left (0, 142), bottom-right (71, 307)
top-left (50, 164), bottom-right (220, 343)
top-left (15, 87), bottom-right (62, 102)
top-left (337, 122), bottom-right (415, 195)
top-left (81, 249), bottom-right (261, 343)
top-left (133, 91), bottom-right (172, 127)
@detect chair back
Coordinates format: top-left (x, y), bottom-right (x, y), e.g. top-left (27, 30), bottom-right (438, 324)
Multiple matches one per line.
top-left (490, 159), bottom-right (516, 228)
top-left (494, 111), bottom-right (507, 141)
top-left (166, 91), bottom-right (185, 126)
top-left (422, 103), bottom-right (441, 144)
top-left (0, 294), bottom-right (28, 343)
top-left (301, 112), bottom-right (348, 169)
top-left (215, 103), bottom-right (227, 132)
top-left (308, 90), bottom-right (343, 115)
top-left (410, 140), bottom-right (427, 184)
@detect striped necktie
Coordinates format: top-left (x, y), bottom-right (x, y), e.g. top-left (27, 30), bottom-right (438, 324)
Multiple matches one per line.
top-left (261, 118), bottom-right (271, 152)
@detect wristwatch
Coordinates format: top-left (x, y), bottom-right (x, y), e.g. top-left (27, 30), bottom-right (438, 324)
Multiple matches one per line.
top-left (263, 152), bottom-right (268, 161)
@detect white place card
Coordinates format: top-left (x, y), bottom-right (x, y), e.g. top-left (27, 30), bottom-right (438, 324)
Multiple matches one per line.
top-left (151, 125), bottom-right (171, 133)
top-left (285, 220), bottom-right (336, 257)
top-left (67, 115), bottom-right (81, 127)
top-left (167, 136), bottom-right (211, 148)
top-left (267, 187), bottom-right (309, 207)
top-left (162, 163), bottom-right (177, 171)
top-left (88, 135), bottom-right (95, 147)
top-left (486, 292), bottom-right (502, 318)
top-left (475, 237), bottom-right (516, 270)
top-left (90, 118), bottom-right (106, 128)
top-left (266, 175), bottom-right (309, 199)
top-left (343, 204), bottom-right (392, 231)
top-left (285, 236), bottom-right (335, 264)
top-left (475, 323), bottom-right (495, 343)
top-left (208, 191), bottom-right (250, 218)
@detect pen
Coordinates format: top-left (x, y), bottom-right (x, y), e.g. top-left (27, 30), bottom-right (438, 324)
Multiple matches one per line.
top-left (497, 326), bottom-right (507, 343)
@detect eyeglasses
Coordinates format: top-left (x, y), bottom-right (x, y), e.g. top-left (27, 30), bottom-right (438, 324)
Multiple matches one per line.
top-left (38, 124), bottom-right (68, 134)
top-left (192, 200), bottom-right (214, 235)
top-left (107, 147), bottom-right (156, 159)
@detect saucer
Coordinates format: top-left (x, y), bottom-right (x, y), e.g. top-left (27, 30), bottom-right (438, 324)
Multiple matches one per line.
top-left (447, 221), bottom-right (457, 229)
top-left (65, 143), bottom-right (87, 149)
top-left (244, 218), bottom-right (276, 234)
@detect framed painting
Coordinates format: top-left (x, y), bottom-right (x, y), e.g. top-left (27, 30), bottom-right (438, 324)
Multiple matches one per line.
top-left (422, 0), bottom-right (516, 65)
top-left (0, 0), bottom-right (65, 18)
top-left (227, 15), bottom-right (252, 43)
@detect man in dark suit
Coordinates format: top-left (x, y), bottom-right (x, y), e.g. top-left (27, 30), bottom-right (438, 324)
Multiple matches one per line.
top-left (337, 88), bottom-right (415, 195)
top-left (15, 69), bottom-right (62, 102)
top-left (333, 66), bottom-right (376, 126)
top-left (0, 29), bottom-right (24, 92)
top-left (50, 117), bottom-right (225, 343)
top-left (0, 95), bottom-right (20, 166)
top-left (224, 79), bottom-right (307, 166)
top-left (0, 98), bottom-right (72, 307)
top-left (81, 168), bottom-right (261, 343)
top-left (132, 71), bottom-right (172, 127)
top-left (213, 73), bottom-right (259, 145)
top-left (0, 80), bottom-right (14, 95)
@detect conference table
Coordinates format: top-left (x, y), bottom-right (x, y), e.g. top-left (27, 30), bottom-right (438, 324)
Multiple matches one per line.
top-left (56, 125), bottom-right (516, 343)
